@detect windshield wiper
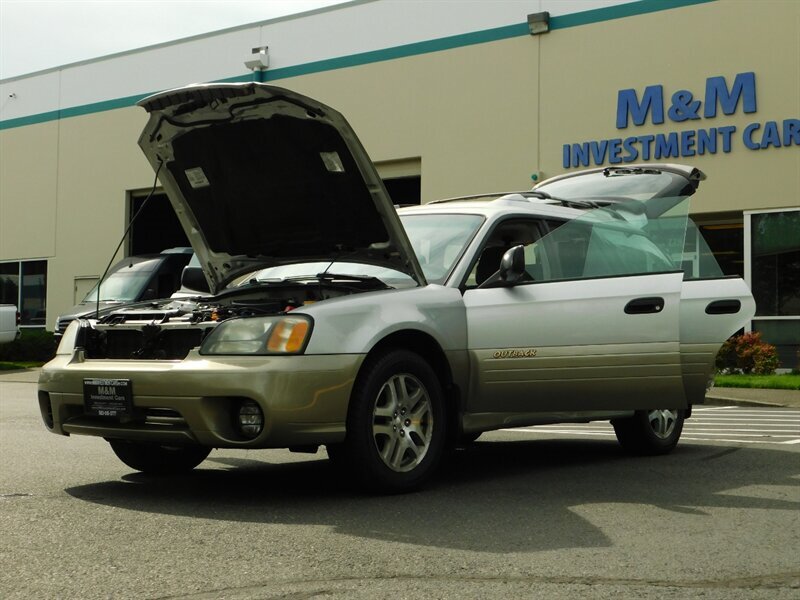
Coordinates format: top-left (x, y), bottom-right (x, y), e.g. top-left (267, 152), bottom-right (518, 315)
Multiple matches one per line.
top-left (254, 272), bottom-right (391, 289)
top-left (83, 298), bottom-right (124, 304)
top-left (315, 272), bottom-right (384, 283)
top-left (525, 190), bottom-right (600, 209)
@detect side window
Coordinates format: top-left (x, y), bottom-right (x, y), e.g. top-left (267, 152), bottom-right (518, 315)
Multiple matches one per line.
top-left (544, 223), bottom-right (592, 279)
top-left (537, 200), bottom-right (688, 282)
top-left (465, 219), bottom-right (550, 288)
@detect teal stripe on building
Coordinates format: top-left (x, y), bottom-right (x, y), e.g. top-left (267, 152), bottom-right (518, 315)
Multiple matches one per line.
top-left (0, 0), bottom-right (716, 131)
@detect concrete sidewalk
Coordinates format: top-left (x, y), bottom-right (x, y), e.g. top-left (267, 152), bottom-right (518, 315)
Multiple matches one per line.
top-left (0, 368), bottom-right (40, 384)
top-left (705, 386), bottom-right (800, 409)
top-left (3, 368), bottom-right (799, 408)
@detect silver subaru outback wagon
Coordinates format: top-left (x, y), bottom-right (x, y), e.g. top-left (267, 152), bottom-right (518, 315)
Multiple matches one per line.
top-left (38, 83), bottom-right (754, 492)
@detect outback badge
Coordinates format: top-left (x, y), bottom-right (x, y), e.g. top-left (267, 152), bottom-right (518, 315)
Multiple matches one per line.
top-left (492, 348), bottom-right (538, 359)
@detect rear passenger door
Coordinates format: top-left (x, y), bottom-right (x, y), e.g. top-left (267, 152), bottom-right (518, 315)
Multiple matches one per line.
top-left (672, 220), bottom-right (755, 403)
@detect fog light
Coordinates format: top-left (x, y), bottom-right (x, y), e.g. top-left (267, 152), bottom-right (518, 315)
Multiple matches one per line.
top-left (236, 399), bottom-right (264, 439)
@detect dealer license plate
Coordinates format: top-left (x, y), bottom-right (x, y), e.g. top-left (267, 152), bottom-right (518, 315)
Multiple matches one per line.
top-left (83, 378), bottom-right (133, 418)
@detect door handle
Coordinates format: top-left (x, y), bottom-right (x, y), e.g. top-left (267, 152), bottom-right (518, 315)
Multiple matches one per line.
top-left (705, 299), bottom-right (741, 315)
top-left (624, 297), bottom-right (665, 314)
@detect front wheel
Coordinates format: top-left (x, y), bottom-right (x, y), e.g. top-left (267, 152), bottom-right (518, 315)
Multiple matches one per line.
top-left (612, 409), bottom-right (685, 455)
top-left (108, 440), bottom-right (210, 474)
top-left (343, 349), bottom-right (446, 493)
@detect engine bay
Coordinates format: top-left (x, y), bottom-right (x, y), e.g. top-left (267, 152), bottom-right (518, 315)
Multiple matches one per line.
top-left (76, 277), bottom-right (385, 360)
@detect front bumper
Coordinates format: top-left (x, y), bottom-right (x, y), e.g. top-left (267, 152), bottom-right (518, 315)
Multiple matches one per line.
top-left (38, 349), bottom-right (364, 448)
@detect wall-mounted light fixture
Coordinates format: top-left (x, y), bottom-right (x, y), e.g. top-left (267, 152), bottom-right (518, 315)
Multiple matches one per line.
top-left (244, 46), bottom-right (270, 71)
top-left (527, 12), bottom-right (550, 35)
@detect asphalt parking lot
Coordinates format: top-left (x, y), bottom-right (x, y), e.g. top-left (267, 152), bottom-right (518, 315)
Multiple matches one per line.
top-left (1, 370), bottom-right (799, 599)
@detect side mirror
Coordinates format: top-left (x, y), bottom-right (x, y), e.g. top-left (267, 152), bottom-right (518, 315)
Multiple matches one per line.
top-left (477, 245), bottom-right (527, 289)
top-left (499, 245), bottom-right (526, 284)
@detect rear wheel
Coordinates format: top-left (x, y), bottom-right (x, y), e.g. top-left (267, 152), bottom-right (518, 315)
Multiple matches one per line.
top-left (108, 440), bottom-right (210, 474)
top-left (343, 349), bottom-right (446, 493)
top-left (612, 409), bottom-right (684, 455)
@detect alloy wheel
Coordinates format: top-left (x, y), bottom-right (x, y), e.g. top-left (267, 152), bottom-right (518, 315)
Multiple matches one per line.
top-left (371, 373), bottom-right (434, 472)
top-left (647, 409), bottom-right (679, 439)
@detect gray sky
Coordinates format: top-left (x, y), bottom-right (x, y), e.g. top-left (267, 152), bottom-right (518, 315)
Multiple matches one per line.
top-left (0, 0), bottom-right (347, 79)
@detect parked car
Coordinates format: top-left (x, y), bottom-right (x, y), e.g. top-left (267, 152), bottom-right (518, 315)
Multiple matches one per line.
top-left (54, 248), bottom-right (194, 337)
top-left (169, 253), bottom-right (211, 299)
top-left (0, 305), bottom-right (21, 345)
top-left (38, 83), bottom-right (754, 492)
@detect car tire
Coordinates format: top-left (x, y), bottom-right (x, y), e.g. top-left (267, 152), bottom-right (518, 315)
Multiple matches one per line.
top-left (343, 349), bottom-right (446, 493)
top-left (612, 409), bottom-right (685, 455)
top-left (325, 443), bottom-right (345, 464)
top-left (108, 440), bottom-right (211, 474)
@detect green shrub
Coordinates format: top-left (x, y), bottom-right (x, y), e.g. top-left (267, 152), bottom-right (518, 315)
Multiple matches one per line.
top-left (715, 331), bottom-right (780, 375)
top-left (0, 329), bottom-right (56, 363)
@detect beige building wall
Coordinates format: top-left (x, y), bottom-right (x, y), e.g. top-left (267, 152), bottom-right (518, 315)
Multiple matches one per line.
top-left (0, 0), bottom-right (797, 330)
top-left (0, 121), bottom-right (58, 260)
top-left (539, 0), bottom-right (800, 216)
top-left (280, 35), bottom-right (541, 202)
top-left (47, 107), bottom-right (152, 320)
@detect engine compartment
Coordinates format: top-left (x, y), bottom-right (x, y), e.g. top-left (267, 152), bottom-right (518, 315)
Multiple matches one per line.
top-left (76, 278), bottom-right (383, 360)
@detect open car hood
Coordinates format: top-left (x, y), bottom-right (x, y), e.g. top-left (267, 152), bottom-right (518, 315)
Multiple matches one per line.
top-left (137, 83), bottom-right (426, 293)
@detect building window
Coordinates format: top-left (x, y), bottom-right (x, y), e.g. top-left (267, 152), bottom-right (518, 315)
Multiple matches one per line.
top-left (746, 208), bottom-right (800, 369)
top-left (383, 176), bottom-right (421, 206)
top-left (697, 222), bottom-right (744, 278)
top-left (0, 260), bottom-right (48, 327)
top-left (129, 191), bottom-right (190, 255)
top-left (375, 157), bottom-right (422, 206)
top-left (751, 210), bottom-right (800, 317)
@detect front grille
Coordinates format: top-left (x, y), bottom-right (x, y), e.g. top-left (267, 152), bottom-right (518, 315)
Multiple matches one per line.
top-left (84, 328), bottom-right (204, 360)
top-left (63, 407), bottom-right (189, 433)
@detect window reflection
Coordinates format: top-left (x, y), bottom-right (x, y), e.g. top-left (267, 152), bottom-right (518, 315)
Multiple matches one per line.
top-left (0, 260), bottom-right (47, 326)
top-left (752, 211), bottom-right (800, 317)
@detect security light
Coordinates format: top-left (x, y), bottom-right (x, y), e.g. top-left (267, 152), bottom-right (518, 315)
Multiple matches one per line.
top-left (527, 12), bottom-right (550, 35)
top-left (245, 47), bottom-right (269, 71)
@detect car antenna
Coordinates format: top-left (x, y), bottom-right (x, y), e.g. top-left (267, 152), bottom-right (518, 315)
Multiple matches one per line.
top-left (94, 160), bottom-right (164, 319)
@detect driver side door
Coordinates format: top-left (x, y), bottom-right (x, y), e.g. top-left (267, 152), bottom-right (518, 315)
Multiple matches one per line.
top-left (463, 215), bottom-right (685, 416)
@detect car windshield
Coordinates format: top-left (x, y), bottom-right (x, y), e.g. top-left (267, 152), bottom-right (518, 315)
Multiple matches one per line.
top-left (82, 258), bottom-right (160, 302)
top-left (400, 213), bottom-right (484, 284)
top-left (243, 213), bottom-right (484, 287)
top-left (248, 261), bottom-right (416, 287)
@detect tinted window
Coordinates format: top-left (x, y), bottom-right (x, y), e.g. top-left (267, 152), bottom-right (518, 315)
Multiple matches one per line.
top-left (83, 258), bottom-right (161, 302)
top-left (536, 197), bottom-right (691, 281)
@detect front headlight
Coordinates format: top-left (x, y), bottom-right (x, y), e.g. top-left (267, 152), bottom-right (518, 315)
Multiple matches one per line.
top-left (200, 315), bottom-right (313, 355)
